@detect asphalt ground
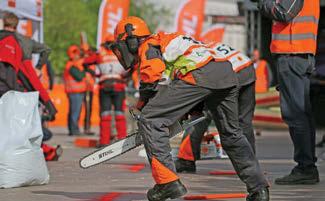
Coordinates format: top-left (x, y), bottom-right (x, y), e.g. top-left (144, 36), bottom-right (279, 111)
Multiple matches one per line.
top-left (0, 127), bottom-right (324, 201)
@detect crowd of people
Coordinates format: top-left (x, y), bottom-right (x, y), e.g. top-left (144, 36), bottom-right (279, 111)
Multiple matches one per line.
top-left (0, 0), bottom-right (322, 200)
top-left (62, 38), bottom-right (139, 147)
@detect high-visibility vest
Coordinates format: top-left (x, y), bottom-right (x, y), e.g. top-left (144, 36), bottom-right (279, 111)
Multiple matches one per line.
top-left (139, 32), bottom-right (252, 84)
top-left (255, 59), bottom-right (269, 93)
top-left (271, 0), bottom-right (320, 55)
top-left (161, 34), bottom-right (252, 75)
top-left (63, 59), bottom-right (87, 93)
top-left (208, 43), bottom-right (252, 72)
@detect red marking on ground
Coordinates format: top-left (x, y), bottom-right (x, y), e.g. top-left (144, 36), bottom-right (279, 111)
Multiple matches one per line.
top-left (253, 115), bottom-right (283, 123)
top-left (184, 193), bottom-right (247, 200)
top-left (209, 170), bottom-right (237, 175)
top-left (256, 96), bottom-right (279, 105)
top-left (74, 138), bottom-right (98, 148)
top-left (128, 163), bottom-right (146, 172)
top-left (99, 192), bottom-right (123, 201)
top-left (121, 163), bottom-right (146, 173)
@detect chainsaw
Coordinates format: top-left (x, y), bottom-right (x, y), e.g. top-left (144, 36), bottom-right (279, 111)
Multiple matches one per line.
top-left (79, 110), bottom-right (208, 169)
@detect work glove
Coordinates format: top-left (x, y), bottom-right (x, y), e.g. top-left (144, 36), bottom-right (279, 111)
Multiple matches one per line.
top-left (44, 101), bottom-right (58, 121)
top-left (135, 99), bottom-right (147, 111)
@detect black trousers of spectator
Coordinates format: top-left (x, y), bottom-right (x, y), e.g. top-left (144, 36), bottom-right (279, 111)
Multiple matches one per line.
top-left (276, 54), bottom-right (317, 170)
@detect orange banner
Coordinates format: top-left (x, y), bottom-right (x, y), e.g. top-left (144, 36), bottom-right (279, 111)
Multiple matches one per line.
top-left (175, 0), bottom-right (206, 39)
top-left (97, 0), bottom-right (130, 49)
top-left (200, 24), bottom-right (225, 44)
top-left (17, 19), bottom-right (33, 38)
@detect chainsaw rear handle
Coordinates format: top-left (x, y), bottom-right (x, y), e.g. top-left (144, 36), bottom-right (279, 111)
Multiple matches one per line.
top-left (129, 108), bottom-right (141, 121)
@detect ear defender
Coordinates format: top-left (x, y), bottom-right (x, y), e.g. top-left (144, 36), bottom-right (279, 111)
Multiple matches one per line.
top-left (125, 23), bottom-right (139, 54)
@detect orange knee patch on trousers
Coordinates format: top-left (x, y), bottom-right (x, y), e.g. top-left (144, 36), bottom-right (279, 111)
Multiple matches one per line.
top-left (151, 157), bottom-right (179, 184)
top-left (178, 135), bottom-right (195, 161)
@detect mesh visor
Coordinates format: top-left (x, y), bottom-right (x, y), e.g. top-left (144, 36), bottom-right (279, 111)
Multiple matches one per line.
top-left (111, 41), bottom-right (135, 70)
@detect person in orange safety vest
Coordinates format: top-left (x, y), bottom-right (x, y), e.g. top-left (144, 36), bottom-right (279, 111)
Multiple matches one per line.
top-left (112, 16), bottom-right (269, 201)
top-left (252, 49), bottom-right (270, 93)
top-left (63, 45), bottom-right (87, 136)
top-left (257, 0), bottom-right (320, 185)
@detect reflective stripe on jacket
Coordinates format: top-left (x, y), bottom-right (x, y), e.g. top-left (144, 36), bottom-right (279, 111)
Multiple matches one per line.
top-left (271, 0), bottom-right (320, 55)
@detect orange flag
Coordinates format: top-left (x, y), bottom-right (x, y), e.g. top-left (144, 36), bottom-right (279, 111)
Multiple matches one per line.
top-left (200, 24), bottom-right (225, 44)
top-left (97, 0), bottom-right (130, 49)
top-left (175, 0), bottom-right (206, 39)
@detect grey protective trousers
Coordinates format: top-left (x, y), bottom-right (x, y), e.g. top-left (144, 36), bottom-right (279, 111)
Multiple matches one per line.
top-left (182, 81), bottom-right (256, 161)
top-left (138, 79), bottom-right (268, 193)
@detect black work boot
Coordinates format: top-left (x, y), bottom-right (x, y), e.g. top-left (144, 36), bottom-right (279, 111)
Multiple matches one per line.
top-left (246, 187), bottom-right (269, 201)
top-left (147, 179), bottom-right (187, 201)
top-left (275, 167), bottom-right (319, 185)
top-left (175, 159), bottom-right (196, 173)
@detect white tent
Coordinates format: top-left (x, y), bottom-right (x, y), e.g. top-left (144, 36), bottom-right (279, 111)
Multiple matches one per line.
top-left (0, 0), bottom-right (43, 42)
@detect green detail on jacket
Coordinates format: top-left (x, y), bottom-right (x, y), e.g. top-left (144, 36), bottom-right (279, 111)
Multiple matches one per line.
top-left (165, 56), bottom-right (198, 79)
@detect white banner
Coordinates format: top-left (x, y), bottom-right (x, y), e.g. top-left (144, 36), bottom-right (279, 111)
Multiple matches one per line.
top-left (0, 0), bottom-right (43, 41)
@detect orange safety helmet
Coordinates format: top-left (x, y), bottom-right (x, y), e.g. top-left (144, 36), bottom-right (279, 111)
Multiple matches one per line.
top-left (114, 16), bottom-right (151, 40)
top-left (67, 45), bottom-right (80, 59)
top-left (112, 17), bottom-right (150, 70)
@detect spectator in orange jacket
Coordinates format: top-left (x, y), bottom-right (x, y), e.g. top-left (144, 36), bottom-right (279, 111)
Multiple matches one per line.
top-left (252, 49), bottom-right (271, 93)
top-left (63, 45), bottom-right (87, 136)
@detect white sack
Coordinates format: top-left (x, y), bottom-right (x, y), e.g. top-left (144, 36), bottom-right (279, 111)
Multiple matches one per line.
top-left (0, 91), bottom-right (49, 188)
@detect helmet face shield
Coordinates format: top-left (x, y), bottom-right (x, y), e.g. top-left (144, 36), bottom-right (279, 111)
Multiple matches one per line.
top-left (111, 40), bottom-right (136, 70)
